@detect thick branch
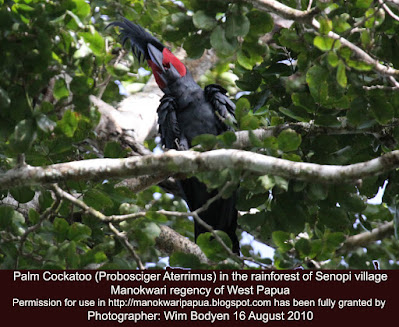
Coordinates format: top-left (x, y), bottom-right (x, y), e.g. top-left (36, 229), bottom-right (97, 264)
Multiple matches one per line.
top-left (156, 225), bottom-right (210, 264)
top-left (339, 221), bottom-right (394, 254)
top-left (242, 0), bottom-right (319, 22)
top-left (233, 121), bottom-right (399, 149)
top-left (2, 149), bottom-right (399, 190)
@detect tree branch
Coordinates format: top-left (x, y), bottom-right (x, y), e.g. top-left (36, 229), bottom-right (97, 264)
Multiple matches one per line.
top-left (243, 0), bottom-right (399, 77)
top-left (156, 225), bottom-right (210, 264)
top-left (242, 0), bottom-right (319, 22)
top-left (51, 184), bottom-right (145, 269)
top-left (3, 149), bottom-right (399, 190)
top-left (50, 184), bottom-right (211, 266)
top-left (338, 221), bottom-right (394, 254)
top-left (233, 121), bottom-right (399, 149)
top-left (311, 18), bottom-right (399, 77)
top-left (108, 222), bottom-right (145, 269)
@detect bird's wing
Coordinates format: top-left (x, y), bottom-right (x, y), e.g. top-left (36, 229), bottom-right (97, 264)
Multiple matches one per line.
top-left (204, 84), bottom-right (236, 131)
top-left (157, 95), bottom-right (188, 150)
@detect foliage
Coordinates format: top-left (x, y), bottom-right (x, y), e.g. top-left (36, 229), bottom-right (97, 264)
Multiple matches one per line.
top-left (0, 0), bottom-right (399, 269)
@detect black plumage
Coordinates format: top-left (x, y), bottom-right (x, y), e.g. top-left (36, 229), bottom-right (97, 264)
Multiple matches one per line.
top-left (109, 18), bottom-right (239, 254)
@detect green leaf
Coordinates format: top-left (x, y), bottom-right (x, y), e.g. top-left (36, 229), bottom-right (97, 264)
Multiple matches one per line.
top-left (57, 110), bottom-right (78, 137)
top-left (25, 211), bottom-right (39, 229)
top-left (83, 189), bottom-right (114, 211)
top-left (274, 176), bottom-right (289, 192)
top-left (347, 97), bottom-right (370, 126)
top-left (346, 59), bottom-right (373, 71)
top-left (66, 0), bottom-right (90, 20)
top-left (339, 193), bottom-right (367, 212)
top-left (192, 10), bottom-right (216, 30)
top-left (325, 232), bottom-right (346, 250)
top-left (169, 252), bottom-right (203, 269)
top-left (36, 113), bottom-right (56, 133)
top-left (319, 17), bottom-right (333, 34)
top-left (80, 30), bottom-right (105, 57)
top-left (248, 129), bottom-right (263, 147)
top-left (333, 14), bottom-right (351, 33)
top-left (68, 222), bottom-right (92, 242)
top-left (0, 206), bottom-right (15, 229)
top-left (210, 25), bottom-right (238, 56)
top-left (258, 175), bottom-right (275, 191)
top-left (73, 42), bottom-right (92, 58)
top-left (327, 51), bottom-right (339, 67)
top-left (370, 95), bottom-right (394, 124)
top-left (295, 238), bottom-right (312, 257)
top-left (10, 187), bottom-right (35, 204)
top-left (40, 101), bottom-right (54, 113)
top-left (277, 129), bottom-right (301, 152)
top-left (141, 222), bottom-right (161, 245)
top-left (363, 203), bottom-right (392, 222)
top-left (53, 218), bottom-right (70, 242)
top-left (12, 3), bottom-right (35, 12)
top-left (192, 134), bottom-right (218, 150)
top-left (308, 183), bottom-right (328, 201)
top-left (225, 13), bottom-right (250, 38)
top-left (291, 93), bottom-right (317, 113)
top-left (336, 61), bottom-right (347, 88)
top-left (239, 41), bottom-right (268, 70)
top-left (279, 29), bottom-right (306, 53)
top-left (365, 8), bottom-right (384, 28)
top-left (10, 119), bottom-right (37, 153)
top-left (356, 0), bottom-right (373, 8)
top-left (279, 106), bottom-right (311, 122)
top-left (184, 34), bottom-right (207, 59)
top-left (240, 114), bottom-right (259, 130)
top-left (318, 207), bottom-right (350, 232)
top-left (247, 11), bottom-right (273, 35)
top-left (197, 231), bottom-right (231, 261)
top-left (104, 142), bottom-right (127, 158)
top-left (0, 87), bottom-right (11, 109)
top-left (66, 241), bottom-right (80, 268)
top-left (236, 71), bottom-right (262, 91)
top-left (217, 131), bottom-right (237, 147)
top-left (272, 231), bottom-right (292, 253)
top-left (314, 115), bottom-right (341, 127)
top-left (361, 30), bottom-right (371, 48)
top-left (237, 49), bottom-right (256, 70)
top-left (306, 65), bottom-right (329, 104)
top-left (314, 36), bottom-right (340, 51)
top-left (236, 190), bottom-right (267, 211)
top-left (53, 78), bottom-right (70, 100)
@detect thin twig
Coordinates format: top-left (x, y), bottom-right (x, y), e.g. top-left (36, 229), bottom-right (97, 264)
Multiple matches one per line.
top-left (108, 222), bottom-right (145, 269)
top-left (19, 198), bottom-right (62, 249)
top-left (307, 0), bottom-right (313, 12)
top-left (97, 49), bottom-right (126, 99)
top-left (51, 184), bottom-right (145, 268)
top-left (16, 197), bottom-right (62, 269)
top-left (379, 0), bottom-right (399, 22)
top-left (51, 183), bottom-right (269, 268)
top-left (242, 0), bottom-right (399, 77)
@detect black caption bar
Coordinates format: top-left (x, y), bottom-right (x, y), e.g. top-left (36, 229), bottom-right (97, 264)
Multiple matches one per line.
top-left (1, 269), bottom-right (397, 326)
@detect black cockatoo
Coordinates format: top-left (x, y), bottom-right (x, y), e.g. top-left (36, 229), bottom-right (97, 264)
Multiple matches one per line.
top-left (108, 18), bottom-right (239, 254)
